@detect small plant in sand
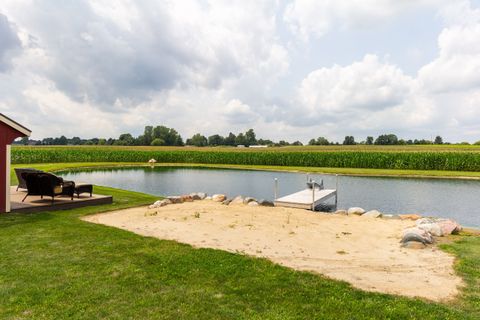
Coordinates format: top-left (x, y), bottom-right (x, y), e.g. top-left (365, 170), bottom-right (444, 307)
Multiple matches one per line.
top-left (336, 250), bottom-right (348, 255)
top-left (193, 212), bottom-right (201, 218)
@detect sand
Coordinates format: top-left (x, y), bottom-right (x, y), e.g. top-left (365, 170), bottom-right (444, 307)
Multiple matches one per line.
top-left (83, 201), bottom-right (463, 301)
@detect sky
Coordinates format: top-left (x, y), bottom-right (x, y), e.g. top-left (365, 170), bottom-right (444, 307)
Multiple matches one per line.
top-left (1, 0), bottom-right (480, 143)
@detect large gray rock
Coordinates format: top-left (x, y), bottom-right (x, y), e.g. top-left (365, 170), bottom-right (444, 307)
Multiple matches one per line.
top-left (197, 192), bottom-right (207, 200)
top-left (258, 199), bottom-right (274, 207)
top-left (401, 227), bottom-right (433, 244)
top-left (230, 195), bottom-right (244, 205)
top-left (243, 197), bottom-right (257, 204)
top-left (212, 194), bottom-right (226, 202)
top-left (401, 241), bottom-right (427, 249)
top-left (347, 207), bottom-right (365, 215)
top-left (167, 196), bottom-right (183, 204)
top-left (362, 210), bottom-right (382, 218)
top-left (334, 209), bottom-right (348, 215)
top-left (248, 201), bottom-right (259, 206)
top-left (417, 223), bottom-right (443, 237)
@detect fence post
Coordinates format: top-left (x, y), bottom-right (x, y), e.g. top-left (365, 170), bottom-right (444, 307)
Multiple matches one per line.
top-left (274, 178), bottom-right (278, 200)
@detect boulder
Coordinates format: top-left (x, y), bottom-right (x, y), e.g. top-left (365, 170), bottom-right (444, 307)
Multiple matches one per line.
top-left (190, 193), bottom-right (201, 200)
top-left (416, 217), bottom-right (437, 226)
top-left (401, 241), bottom-right (427, 249)
top-left (382, 214), bottom-right (401, 220)
top-left (181, 195), bottom-right (194, 202)
top-left (362, 210), bottom-right (382, 218)
top-left (243, 197), bottom-right (257, 205)
top-left (212, 194), bottom-right (226, 202)
top-left (399, 214), bottom-right (422, 220)
top-left (248, 201), bottom-right (259, 206)
top-left (258, 199), bottom-right (274, 207)
top-left (167, 196), bottom-right (183, 204)
top-left (205, 196), bottom-right (212, 200)
top-left (230, 196), bottom-right (244, 205)
top-left (334, 209), bottom-right (348, 215)
top-left (347, 207), bottom-right (365, 215)
top-left (148, 199), bottom-right (170, 209)
top-left (222, 199), bottom-right (233, 205)
top-left (163, 198), bottom-right (172, 205)
top-left (436, 219), bottom-right (462, 235)
top-left (417, 223), bottom-right (443, 237)
top-left (197, 192), bottom-right (207, 200)
top-left (401, 227), bottom-right (433, 244)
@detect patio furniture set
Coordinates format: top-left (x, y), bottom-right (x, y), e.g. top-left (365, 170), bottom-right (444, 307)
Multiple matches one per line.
top-left (14, 168), bottom-right (93, 204)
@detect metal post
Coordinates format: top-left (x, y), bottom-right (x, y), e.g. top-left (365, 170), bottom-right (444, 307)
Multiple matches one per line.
top-left (274, 178), bottom-right (278, 200)
top-left (335, 174), bottom-right (338, 209)
top-left (311, 180), bottom-right (315, 211)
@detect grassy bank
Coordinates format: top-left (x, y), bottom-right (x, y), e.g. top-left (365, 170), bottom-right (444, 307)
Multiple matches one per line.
top-left (1, 186), bottom-right (479, 319)
top-left (12, 145), bottom-right (480, 172)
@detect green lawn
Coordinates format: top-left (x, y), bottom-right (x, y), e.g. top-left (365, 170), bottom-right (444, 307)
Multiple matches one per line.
top-left (3, 163), bottom-right (480, 319)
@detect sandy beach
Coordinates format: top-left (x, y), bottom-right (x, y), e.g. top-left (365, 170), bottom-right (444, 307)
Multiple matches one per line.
top-left (83, 200), bottom-right (462, 301)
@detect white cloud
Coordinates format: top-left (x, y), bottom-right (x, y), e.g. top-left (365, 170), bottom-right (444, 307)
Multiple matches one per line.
top-left (284, 0), bottom-right (445, 40)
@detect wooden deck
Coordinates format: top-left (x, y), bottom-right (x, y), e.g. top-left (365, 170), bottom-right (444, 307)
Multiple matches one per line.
top-left (274, 188), bottom-right (337, 210)
top-left (9, 186), bottom-right (113, 213)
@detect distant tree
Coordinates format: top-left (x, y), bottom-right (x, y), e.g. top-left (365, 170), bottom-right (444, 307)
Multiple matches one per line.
top-left (235, 133), bottom-right (247, 146)
top-left (257, 139), bottom-right (273, 145)
top-left (208, 134), bottom-right (224, 146)
top-left (245, 129), bottom-right (257, 146)
top-left (398, 139), bottom-right (406, 145)
top-left (406, 139), bottom-right (413, 145)
top-left (375, 134), bottom-right (398, 145)
top-left (474, 140), bottom-right (480, 145)
top-left (153, 125), bottom-right (183, 146)
top-left (343, 136), bottom-right (355, 145)
top-left (143, 126), bottom-right (154, 146)
top-left (317, 137), bottom-right (330, 145)
top-left (292, 141), bottom-right (303, 146)
top-left (151, 138), bottom-right (165, 146)
top-left (20, 137), bottom-right (29, 145)
top-left (366, 136), bottom-right (374, 145)
top-left (117, 133), bottom-right (135, 146)
top-left (224, 132), bottom-right (236, 146)
top-left (98, 138), bottom-right (106, 145)
top-left (277, 140), bottom-right (290, 146)
top-left (308, 139), bottom-right (317, 145)
top-left (187, 134), bottom-right (208, 147)
top-left (434, 136), bottom-right (443, 144)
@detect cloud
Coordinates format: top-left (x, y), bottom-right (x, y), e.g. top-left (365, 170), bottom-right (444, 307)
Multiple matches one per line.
top-left (284, 0), bottom-right (445, 40)
top-left (0, 13), bottom-right (21, 72)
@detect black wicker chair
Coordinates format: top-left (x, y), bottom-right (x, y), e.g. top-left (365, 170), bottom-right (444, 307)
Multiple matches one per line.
top-left (21, 172), bottom-right (75, 204)
top-left (14, 168), bottom-right (43, 191)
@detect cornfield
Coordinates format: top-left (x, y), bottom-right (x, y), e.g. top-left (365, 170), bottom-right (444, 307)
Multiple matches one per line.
top-left (11, 146), bottom-right (480, 171)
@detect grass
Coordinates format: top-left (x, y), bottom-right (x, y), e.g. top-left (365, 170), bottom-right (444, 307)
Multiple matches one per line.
top-left (1, 186), bottom-right (479, 319)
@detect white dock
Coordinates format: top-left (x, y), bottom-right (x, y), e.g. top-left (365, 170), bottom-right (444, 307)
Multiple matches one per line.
top-left (274, 188), bottom-right (337, 210)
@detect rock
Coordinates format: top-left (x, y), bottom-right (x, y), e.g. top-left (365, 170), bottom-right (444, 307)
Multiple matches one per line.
top-left (382, 214), bottom-right (401, 220)
top-left (399, 214), bottom-right (422, 221)
top-left (190, 193), bottom-right (201, 200)
top-left (436, 219), bottom-right (462, 235)
top-left (248, 201), bottom-right (259, 206)
top-left (148, 199), bottom-right (169, 209)
top-left (362, 210), bottom-right (382, 218)
top-left (243, 197), bottom-right (257, 205)
top-left (334, 209), bottom-right (348, 215)
top-left (258, 199), bottom-right (274, 207)
top-left (401, 241), bottom-right (427, 249)
top-left (205, 196), bottom-right (212, 200)
top-left (180, 195), bottom-right (194, 202)
top-left (416, 217), bottom-right (437, 226)
top-left (222, 199), bottom-right (233, 205)
top-left (230, 196), bottom-right (244, 205)
top-left (347, 207), bottom-right (365, 215)
top-left (163, 199), bottom-right (172, 205)
top-left (212, 194), bottom-right (226, 202)
top-left (197, 192), bottom-right (207, 200)
top-left (167, 196), bottom-right (183, 204)
top-left (401, 227), bottom-right (433, 244)
top-left (417, 223), bottom-right (443, 237)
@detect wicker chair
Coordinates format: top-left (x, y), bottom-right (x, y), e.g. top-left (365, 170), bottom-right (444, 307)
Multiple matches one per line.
top-left (21, 172), bottom-right (75, 204)
top-left (14, 168), bottom-right (43, 191)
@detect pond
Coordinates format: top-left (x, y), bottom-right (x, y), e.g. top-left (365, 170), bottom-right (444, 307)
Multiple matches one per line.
top-left (58, 166), bottom-right (480, 228)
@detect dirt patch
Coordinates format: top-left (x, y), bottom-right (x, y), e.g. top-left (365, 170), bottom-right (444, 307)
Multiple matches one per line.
top-left (83, 200), bottom-right (463, 301)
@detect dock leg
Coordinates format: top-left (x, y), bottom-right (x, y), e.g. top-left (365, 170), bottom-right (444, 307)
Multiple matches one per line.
top-left (311, 181), bottom-right (315, 211)
top-left (335, 192), bottom-right (338, 210)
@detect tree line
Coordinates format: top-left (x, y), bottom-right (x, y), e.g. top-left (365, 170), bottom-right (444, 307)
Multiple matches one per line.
top-left (15, 126), bottom-right (480, 146)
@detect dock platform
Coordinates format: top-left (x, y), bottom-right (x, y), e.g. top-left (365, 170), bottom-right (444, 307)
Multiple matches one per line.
top-left (274, 188), bottom-right (337, 210)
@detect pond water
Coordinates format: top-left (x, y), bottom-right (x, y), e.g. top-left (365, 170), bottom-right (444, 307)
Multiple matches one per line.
top-left (58, 166), bottom-right (480, 228)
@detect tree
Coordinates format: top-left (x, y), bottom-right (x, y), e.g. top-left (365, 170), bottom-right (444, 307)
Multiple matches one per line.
top-left (343, 136), bottom-right (355, 145)
top-left (375, 134), bottom-right (398, 145)
top-left (208, 134), bottom-right (224, 146)
top-left (235, 133), bottom-right (247, 146)
top-left (245, 129), bottom-right (257, 146)
top-left (153, 125), bottom-right (183, 146)
top-left (20, 137), bottom-right (29, 145)
top-left (224, 132), bottom-right (236, 146)
top-left (151, 138), bottom-right (165, 146)
top-left (366, 136), bottom-right (374, 145)
top-left (434, 136), bottom-right (443, 144)
top-left (117, 133), bottom-right (135, 146)
top-left (292, 141), bottom-right (303, 146)
top-left (308, 139), bottom-right (317, 145)
top-left (316, 137), bottom-right (329, 145)
top-left (187, 133), bottom-right (208, 147)
top-left (143, 126), bottom-right (153, 146)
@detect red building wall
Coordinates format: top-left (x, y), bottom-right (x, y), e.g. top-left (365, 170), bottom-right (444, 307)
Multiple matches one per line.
top-left (0, 121), bottom-right (26, 212)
